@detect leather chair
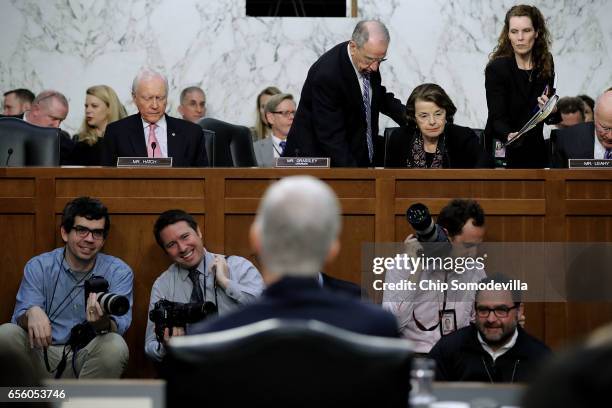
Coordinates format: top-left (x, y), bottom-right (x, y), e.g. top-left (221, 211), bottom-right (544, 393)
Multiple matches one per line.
top-left (197, 117), bottom-right (257, 167)
top-left (165, 319), bottom-right (413, 408)
top-left (0, 117), bottom-right (60, 166)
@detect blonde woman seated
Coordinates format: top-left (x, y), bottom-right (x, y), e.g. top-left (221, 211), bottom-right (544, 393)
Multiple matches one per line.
top-left (69, 85), bottom-right (127, 165)
top-left (385, 83), bottom-right (488, 168)
top-left (253, 93), bottom-right (295, 167)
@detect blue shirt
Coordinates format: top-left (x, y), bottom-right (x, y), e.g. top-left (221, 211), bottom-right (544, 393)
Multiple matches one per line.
top-left (11, 247), bottom-right (134, 344)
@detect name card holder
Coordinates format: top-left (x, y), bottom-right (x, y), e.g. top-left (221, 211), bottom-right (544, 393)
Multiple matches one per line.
top-left (275, 157), bottom-right (330, 168)
top-left (116, 157), bottom-right (173, 167)
top-left (568, 159), bottom-right (612, 168)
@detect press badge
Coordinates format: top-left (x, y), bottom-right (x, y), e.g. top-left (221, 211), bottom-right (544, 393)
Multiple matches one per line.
top-left (439, 309), bottom-right (457, 336)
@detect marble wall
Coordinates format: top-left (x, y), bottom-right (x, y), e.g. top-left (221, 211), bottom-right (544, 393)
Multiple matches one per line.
top-left (1, 0), bottom-right (610, 135)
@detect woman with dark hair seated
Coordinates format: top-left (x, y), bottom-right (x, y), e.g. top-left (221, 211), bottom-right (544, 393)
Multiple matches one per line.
top-left (385, 83), bottom-right (488, 168)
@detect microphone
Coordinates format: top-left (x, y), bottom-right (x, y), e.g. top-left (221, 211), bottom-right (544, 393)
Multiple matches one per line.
top-left (151, 142), bottom-right (157, 158)
top-left (5, 148), bottom-right (13, 167)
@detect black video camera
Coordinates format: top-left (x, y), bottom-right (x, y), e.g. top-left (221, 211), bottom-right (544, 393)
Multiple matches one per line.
top-left (84, 276), bottom-right (130, 316)
top-left (149, 299), bottom-right (218, 343)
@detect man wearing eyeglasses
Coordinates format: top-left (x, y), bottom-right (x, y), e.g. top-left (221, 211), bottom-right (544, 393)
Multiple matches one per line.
top-left (283, 20), bottom-right (405, 167)
top-left (553, 88), bottom-right (612, 167)
top-left (102, 68), bottom-right (208, 167)
top-left (429, 275), bottom-right (550, 383)
top-left (0, 196), bottom-right (133, 378)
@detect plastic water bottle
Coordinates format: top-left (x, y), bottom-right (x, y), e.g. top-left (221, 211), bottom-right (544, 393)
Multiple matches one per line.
top-left (409, 357), bottom-right (437, 407)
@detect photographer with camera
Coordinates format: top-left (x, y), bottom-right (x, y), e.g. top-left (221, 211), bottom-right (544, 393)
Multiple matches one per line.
top-left (0, 197), bottom-right (133, 378)
top-left (145, 209), bottom-right (264, 362)
top-left (382, 199), bottom-right (487, 354)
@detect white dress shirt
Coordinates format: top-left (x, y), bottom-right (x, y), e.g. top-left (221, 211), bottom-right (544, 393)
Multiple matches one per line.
top-left (141, 116), bottom-right (168, 158)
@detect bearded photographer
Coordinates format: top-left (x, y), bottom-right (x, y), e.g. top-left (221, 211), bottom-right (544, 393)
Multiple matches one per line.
top-left (0, 197), bottom-right (133, 378)
top-left (145, 209), bottom-right (264, 362)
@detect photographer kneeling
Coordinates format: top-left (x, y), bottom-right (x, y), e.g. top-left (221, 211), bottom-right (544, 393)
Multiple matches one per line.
top-left (0, 197), bottom-right (133, 378)
top-left (145, 210), bottom-right (264, 362)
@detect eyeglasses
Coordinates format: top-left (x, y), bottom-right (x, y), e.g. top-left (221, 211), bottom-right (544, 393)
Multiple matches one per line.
top-left (416, 112), bottom-right (446, 123)
top-left (272, 110), bottom-right (296, 118)
top-left (362, 54), bottom-right (387, 67)
top-left (136, 95), bottom-right (167, 104)
top-left (476, 305), bottom-right (518, 318)
top-left (73, 225), bottom-right (105, 240)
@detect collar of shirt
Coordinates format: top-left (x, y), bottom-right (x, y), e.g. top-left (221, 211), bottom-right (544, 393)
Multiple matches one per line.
top-left (477, 328), bottom-right (518, 362)
top-left (271, 134), bottom-right (285, 158)
top-left (593, 128), bottom-right (606, 159)
top-left (347, 43), bottom-right (370, 102)
top-left (141, 115), bottom-right (168, 157)
top-left (178, 254), bottom-right (207, 281)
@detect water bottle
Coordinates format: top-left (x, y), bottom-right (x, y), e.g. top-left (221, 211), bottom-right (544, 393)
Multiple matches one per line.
top-left (409, 357), bottom-right (437, 407)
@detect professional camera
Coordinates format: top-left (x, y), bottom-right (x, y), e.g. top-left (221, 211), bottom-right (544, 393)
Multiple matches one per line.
top-left (84, 276), bottom-right (130, 316)
top-left (406, 203), bottom-right (449, 243)
top-left (149, 299), bottom-right (218, 343)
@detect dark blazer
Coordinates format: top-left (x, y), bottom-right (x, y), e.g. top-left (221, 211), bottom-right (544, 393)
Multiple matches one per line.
top-left (191, 277), bottom-right (399, 338)
top-left (283, 41), bottom-right (405, 167)
top-left (429, 324), bottom-right (551, 383)
top-left (64, 138), bottom-right (103, 166)
top-left (102, 114), bottom-right (208, 167)
top-left (384, 123), bottom-right (490, 168)
top-left (321, 272), bottom-right (362, 298)
top-left (552, 122), bottom-right (595, 168)
top-left (484, 56), bottom-right (556, 168)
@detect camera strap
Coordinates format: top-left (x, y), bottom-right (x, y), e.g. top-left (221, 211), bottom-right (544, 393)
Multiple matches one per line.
top-left (413, 270), bottom-right (449, 331)
top-left (44, 345), bottom-right (69, 379)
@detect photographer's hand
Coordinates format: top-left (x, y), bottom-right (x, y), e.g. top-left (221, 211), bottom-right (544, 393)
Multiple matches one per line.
top-left (86, 292), bottom-right (104, 322)
top-left (162, 326), bottom-right (186, 344)
top-left (23, 306), bottom-right (52, 349)
top-left (212, 255), bottom-right (230, 289)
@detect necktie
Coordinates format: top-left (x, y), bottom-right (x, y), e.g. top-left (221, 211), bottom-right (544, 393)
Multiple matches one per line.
top-left (188, 269), bottom-right (204, 303)
top-left (147, 123), bottom-right (161, 158)
top-left (279, 140), bottom-right (287, 155)
top-left (605, 150), bottom-right (612, 160)
top-left (361, 72), bottom-right (373, 163)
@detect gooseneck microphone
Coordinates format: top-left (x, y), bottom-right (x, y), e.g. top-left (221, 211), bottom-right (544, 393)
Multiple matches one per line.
top-left (151, 142), bottom-right (157, 158)
top-left (5, 148), bottom-right (13, 167)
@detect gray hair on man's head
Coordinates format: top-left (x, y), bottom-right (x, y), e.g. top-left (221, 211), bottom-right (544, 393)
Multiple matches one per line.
top-left (351, 20), bottom-right (390, 48)
top-left (131, 67), bottom-right (168, 95)
top-left (33, 90), bottom-right (69, 109)
top-left (254, 175), bottom-right (341, 277)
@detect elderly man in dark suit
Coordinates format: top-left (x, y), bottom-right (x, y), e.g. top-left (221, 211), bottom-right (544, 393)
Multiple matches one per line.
top-left (102, 68), bottom-right (208, 167)
top-left (553, 89), bottom-right (612, 167)
top-left (283, 20), bottom-right (405, 167)
top-left (191, 175), bottom-right (398, 337)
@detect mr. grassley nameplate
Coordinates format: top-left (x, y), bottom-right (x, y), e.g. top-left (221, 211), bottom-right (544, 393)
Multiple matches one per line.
top-left (568, 159), bottom-right (612, 168)
top-left (275, 157), bottom-right (330, 168)
top-left (116, 157), bottom-right (173, 167)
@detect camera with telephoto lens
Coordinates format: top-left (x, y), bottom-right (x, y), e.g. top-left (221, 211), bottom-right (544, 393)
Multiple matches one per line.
top-left (84, 275), bottom-right (130, 316)
top-left (406, 203), bottom-right (449, 243)
top-left (149, 299), bottom-right (218, 343)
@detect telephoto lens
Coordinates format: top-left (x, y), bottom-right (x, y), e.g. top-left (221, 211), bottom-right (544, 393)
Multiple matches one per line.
top-left (97, 292), bottom-right (129, 316)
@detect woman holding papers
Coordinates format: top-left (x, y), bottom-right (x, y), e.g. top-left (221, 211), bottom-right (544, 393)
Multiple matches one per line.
top-left (484, 5), bottom-right (559, 168)
top-left (384, 83), bottom-right (488, 168)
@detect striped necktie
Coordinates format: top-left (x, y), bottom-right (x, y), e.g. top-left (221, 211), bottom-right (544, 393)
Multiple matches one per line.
top-left (361, 72), bottom-right (373, 163)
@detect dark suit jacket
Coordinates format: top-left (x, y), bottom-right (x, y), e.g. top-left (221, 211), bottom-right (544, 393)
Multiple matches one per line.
top-left (384, 123), bottom-right (490, 168)
top-left (321, 272), bottom-right (361, 298)
top-left (552, 122), bottom-right (595, 168)
top-left (484, 56), bottom-right (557, 168)
top-left (191, 277), bottom-right (399, 338)
top-left (102, 114), bottom-right (208, 167)
top-left (283, 41), bottom-right (405, 167)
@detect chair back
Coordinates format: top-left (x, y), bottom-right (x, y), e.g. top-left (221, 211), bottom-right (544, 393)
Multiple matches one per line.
top-left (0, 117), bottom-right (60, 166)
top-left (198, 117), bottom-right (257, 167)
top-left (166, 319), bottom-right (413, 408)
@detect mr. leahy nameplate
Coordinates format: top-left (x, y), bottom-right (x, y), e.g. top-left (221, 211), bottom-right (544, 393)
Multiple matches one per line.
top-left (275, 157), bottom-right (330, 168)
top-left (569, 159), bottom-right (612, 168)
top-left (117, 157), bottom-right (173, 167)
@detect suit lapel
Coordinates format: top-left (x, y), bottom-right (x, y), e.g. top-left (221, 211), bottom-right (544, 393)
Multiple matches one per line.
top-left (166, 115), bottom-right (182, 159)
top-left (263, 138), bottom-right (275, 166)
top-left (128, 114), bottom-right (148, 157)
top-left (340, 43), bottom-right (366, 122)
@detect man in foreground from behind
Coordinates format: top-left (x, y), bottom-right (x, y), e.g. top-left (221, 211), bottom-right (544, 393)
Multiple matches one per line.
top-left (191, 175), bottom-right (398, 337)
top-left (429, 276), bottom-right (550, 383)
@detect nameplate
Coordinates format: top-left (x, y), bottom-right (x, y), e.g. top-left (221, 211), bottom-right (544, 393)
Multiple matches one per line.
top-left (275, 157), bottom-right (330, 168)
top-left (568, 159), bottom-right (612, 168)
top-left (116, 157), bottom-right (173, 167)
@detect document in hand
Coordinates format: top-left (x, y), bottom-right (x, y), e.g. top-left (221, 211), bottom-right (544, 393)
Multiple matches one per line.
top-left (506, 94), bottom-right (559, 146)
